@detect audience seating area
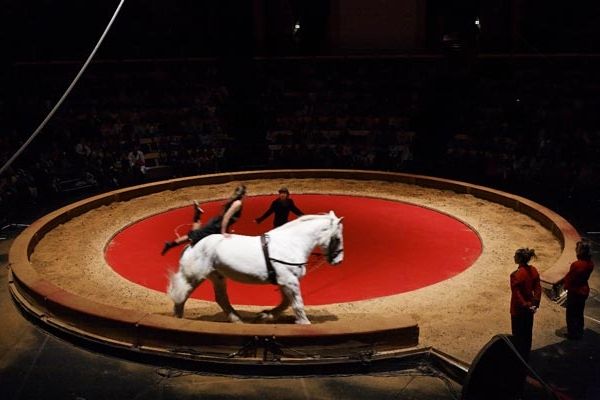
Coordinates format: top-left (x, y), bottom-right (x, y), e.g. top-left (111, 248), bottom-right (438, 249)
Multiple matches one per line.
top-left (1, 56), bottom-right (599, 230)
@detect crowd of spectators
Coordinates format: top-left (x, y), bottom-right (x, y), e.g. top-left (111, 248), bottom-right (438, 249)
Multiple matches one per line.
top-left (2, 56), bottom-right (599, 230)
top-left (1, 61), bottom-right (231, 225)
top-left (443, 58), bottom-right (600, 226)
top-left (259, 59), bottom-right (422, 170)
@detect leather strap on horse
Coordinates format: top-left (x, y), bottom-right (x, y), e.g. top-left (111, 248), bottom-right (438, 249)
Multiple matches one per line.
top-left (260, 234), bottom-right (278, 284)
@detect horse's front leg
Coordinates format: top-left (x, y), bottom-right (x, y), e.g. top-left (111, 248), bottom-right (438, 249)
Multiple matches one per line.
top-left (257, 288), bottom-right (291, 322)
top-left (281, 280), bottom-right (310, 325)
top-left (209, 273), bottom-right (242, 323)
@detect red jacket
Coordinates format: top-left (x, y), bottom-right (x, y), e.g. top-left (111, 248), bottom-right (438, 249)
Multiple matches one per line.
top-left (510, 264), bottom-right (542, 316)
top-left (563, 259), bottom-right (594, 297)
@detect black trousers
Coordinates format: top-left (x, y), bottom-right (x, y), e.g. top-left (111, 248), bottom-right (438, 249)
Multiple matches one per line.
top-left (566, 293), bottom-right (587, 338)
top-left (188, 216), bottom-right (221, 245)
top-left (511, 313), bottom-right (534, 361)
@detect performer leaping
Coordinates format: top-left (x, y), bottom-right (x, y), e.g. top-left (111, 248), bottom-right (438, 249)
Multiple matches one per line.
top-left (161, 184), bottom-right (247, 255)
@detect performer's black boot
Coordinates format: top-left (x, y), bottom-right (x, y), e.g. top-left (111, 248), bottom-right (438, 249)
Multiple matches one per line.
top-left (161, 241), bottom-right (178, 255)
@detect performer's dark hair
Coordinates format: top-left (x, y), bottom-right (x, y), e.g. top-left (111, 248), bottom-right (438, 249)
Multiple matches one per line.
top-left (576, 240), bottom-right (592, 261)
top-left (515, 248), bottom-right (536, 264)
top-left (223, 184), bottom-right (247, 212)
top-left (232, 184), bottom-right (247, 200)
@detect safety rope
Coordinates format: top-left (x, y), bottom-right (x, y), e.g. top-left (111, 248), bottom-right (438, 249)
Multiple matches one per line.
top-left (174, 223), bottom-right (193, 239)
top-left (0, 0), bottom-right (127, 176)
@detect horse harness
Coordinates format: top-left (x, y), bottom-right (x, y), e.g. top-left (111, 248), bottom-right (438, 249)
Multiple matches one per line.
top-left (260, 234), bottom-right (307, 285)
top-left (327, 236), bottom-right (343, 263)
top-left (260, 231), bottom-right (344, 285)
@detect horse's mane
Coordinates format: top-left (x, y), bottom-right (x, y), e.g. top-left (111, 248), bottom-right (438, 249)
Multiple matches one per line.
top-left (270, 213), bottom-right (332, 233)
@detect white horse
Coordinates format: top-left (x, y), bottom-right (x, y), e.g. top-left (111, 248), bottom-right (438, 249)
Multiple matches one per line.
top-left (167, 211), bottom-right (344, 324)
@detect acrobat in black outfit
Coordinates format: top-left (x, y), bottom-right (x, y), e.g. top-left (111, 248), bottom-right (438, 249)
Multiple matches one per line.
top-left (161, 185), bottom-right (246, 255)
top-left (255, 187), bottom-right (303, 228)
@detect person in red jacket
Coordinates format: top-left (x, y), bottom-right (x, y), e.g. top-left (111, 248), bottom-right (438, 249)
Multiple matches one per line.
top-left (510, 247), bottom-right (541, 361)
top-left (557, 240), bottom-right (594, 340)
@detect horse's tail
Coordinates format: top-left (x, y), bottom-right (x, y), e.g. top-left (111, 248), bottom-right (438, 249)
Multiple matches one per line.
top-left (166, 269), bottom-right (176, 299)
top-left (167, 245), bottom-right (194, 300)
top-left (167, 270), bottom-right (192, 305)
top-left (166, 269), bottom-right (177, 302)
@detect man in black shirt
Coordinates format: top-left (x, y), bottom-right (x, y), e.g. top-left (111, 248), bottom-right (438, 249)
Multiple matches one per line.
top-left (255, 187), bottom-right (304, 228)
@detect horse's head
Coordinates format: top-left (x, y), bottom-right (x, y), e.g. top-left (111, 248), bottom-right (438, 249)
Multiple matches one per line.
top-left (324, 211), bottom-right (344, 265)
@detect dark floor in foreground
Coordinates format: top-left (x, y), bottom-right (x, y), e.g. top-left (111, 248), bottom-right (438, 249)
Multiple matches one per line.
top-left (1, 230), bottom-right (600, 399)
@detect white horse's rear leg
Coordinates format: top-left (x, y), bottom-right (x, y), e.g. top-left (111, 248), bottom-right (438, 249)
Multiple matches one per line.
top-left (258, 288), bottom-right (291, 322)
top-left (281, 281), bottom-right (310, 325)
top-left (209, 273), bottom-right (242, 323)
top-left (168, 271), bottom-right (204, 318)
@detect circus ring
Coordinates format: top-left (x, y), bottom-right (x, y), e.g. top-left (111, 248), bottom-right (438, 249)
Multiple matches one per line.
top-left (8, 170), bottom-right (579, 377)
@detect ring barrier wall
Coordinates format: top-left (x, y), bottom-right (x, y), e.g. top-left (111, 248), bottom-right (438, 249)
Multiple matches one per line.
top-left (8, 169), bottom-right (578, 366)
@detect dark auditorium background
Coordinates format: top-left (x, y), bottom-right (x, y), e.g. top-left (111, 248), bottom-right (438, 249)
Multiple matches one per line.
top-left (1, 0), bottom-right (599, 233)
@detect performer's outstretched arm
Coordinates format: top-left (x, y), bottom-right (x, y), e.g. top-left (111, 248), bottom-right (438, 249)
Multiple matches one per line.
top-left (255, 201), bottom-right (276, 223)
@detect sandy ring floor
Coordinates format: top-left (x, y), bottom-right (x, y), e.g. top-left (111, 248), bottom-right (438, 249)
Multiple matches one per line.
top-left (30, 178), bottom-right (568, 362)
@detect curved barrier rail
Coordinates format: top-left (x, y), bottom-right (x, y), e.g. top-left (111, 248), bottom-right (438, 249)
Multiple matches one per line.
top-left (8, 169), bottom-right (577, 368)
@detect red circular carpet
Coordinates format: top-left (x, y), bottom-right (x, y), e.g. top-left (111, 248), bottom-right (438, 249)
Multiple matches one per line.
top-left (105, 194), bottom-right (482, 306)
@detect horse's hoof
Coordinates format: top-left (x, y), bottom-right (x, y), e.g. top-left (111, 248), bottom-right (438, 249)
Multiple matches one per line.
top-left (295, 319), bottom-right (311, 325)
top-left (229, 314), bottom-right (243, 323)
top-left (173, 303), bottom-right (185, 318)
top-left (257, 312), bottom-right (274, 321)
